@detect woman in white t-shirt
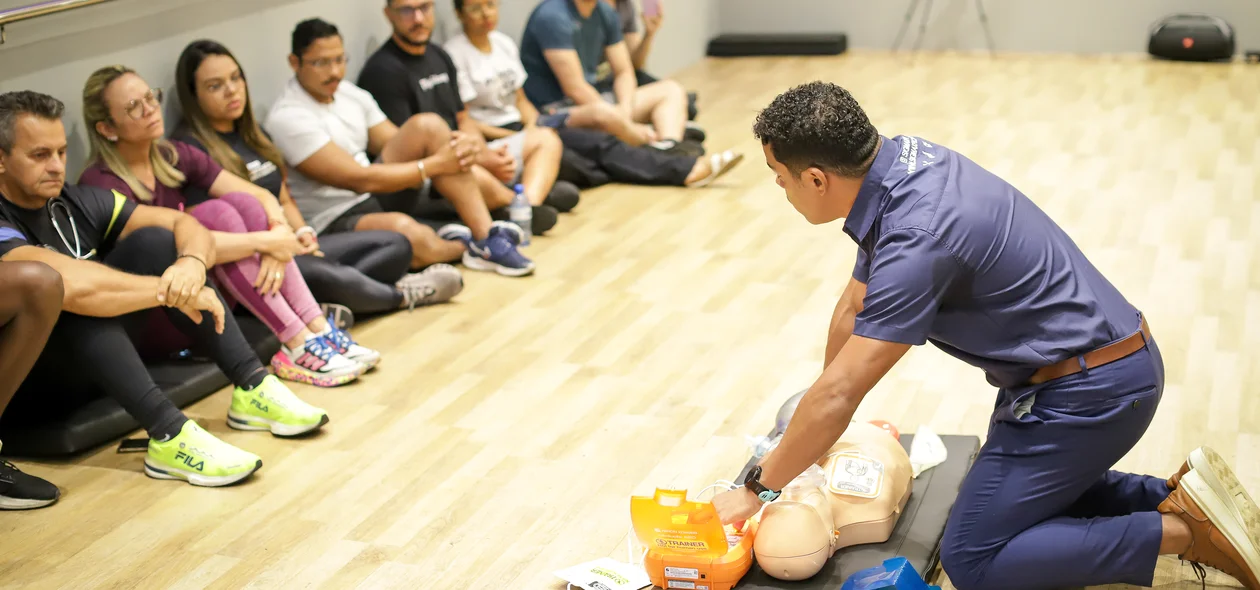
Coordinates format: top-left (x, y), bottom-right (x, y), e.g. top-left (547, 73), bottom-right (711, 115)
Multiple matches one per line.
top-left (446, 0), bottom-right (744, 189)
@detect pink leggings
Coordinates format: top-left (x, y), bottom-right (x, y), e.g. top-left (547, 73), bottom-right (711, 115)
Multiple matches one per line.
top-left (190, 192), bottom-right (321, 343)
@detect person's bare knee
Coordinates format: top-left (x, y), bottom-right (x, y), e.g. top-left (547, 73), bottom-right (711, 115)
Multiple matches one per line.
top-left (11, 261), bottom-right (65, 316)
top-left (525, 126), bottom-right (561, 159)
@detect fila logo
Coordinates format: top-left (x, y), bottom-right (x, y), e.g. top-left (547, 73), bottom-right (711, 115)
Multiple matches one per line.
top-left (251, 399), bottom-right (270, 413)
top-left (174, 451), bottom-right (206, 472)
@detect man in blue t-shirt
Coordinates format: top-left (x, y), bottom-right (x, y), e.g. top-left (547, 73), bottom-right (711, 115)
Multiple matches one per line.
top-left (708, 82), bottom-right (1260, 590)
top-left (519, 0), bottom-right (701, 156)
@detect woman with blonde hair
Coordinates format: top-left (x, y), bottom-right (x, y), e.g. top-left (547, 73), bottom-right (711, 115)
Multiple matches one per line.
top-left (78, 65), bottom-right (376, 388)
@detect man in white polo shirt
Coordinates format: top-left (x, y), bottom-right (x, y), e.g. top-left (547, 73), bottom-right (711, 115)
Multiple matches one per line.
top-left (264, 18), bottom-right (535, 278)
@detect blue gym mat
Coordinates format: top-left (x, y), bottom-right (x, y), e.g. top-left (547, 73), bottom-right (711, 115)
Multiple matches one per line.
top-left (726, 433), bottom-right (980, 589)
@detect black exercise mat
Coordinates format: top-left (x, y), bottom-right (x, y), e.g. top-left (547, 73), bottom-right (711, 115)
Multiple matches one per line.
top-left (721, 434), bottom-right (980, 589)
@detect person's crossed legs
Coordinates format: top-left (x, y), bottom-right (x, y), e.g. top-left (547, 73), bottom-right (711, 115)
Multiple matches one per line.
top-left (629, 79), bottom-right (688, 143)
top-left (372, 113), bottom-right (534, 277)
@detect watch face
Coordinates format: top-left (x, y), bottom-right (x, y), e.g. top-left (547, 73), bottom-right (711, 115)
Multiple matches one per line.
top-left (744, 466), bottom-right (761, 487)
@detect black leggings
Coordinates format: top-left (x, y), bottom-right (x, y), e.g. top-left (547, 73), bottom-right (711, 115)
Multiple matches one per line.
top-left (14, 227), bottom-right (267, 440)
top-left (295, 230), bottom-right (410, 316)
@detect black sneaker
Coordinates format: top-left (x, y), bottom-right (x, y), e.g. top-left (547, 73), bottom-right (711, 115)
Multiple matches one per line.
top-left (545, 181), bottom-right (581, 213)
top-left (0, 460), bottom-right (60, 510)
top-left (491, 204), bottom-right (559, 235)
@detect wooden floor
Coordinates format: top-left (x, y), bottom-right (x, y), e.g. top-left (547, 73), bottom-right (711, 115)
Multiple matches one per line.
top-left (3, 51), bottom-right (1259, 590)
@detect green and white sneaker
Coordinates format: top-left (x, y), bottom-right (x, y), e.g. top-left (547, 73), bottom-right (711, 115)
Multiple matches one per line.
top-left (227, 375), bottom-right (329, 437)
top-left (145, 421), bottom-right (262, 487)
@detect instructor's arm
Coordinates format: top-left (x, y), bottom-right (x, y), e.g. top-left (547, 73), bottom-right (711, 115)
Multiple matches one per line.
top-left (713, 333), bottom-right (910, 524)
top-left (824, 276), bottom-right (867, 370)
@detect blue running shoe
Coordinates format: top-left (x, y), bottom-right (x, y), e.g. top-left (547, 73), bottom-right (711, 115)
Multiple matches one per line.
top-left (464, 225), bottom-right (535, 277)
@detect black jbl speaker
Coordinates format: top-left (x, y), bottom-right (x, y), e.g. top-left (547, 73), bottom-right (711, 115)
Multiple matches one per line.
top-left (1148, 14), bottom-right (1235, 62)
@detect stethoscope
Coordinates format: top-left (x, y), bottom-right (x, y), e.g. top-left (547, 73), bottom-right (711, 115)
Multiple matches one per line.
top-left (46, 198), bottom-right (96, 260)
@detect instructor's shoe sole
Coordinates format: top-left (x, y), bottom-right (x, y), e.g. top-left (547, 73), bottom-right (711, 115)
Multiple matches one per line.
top-left (143, 459), bottom-right (262, 488)
top-left (227, 411), bottom-right (329, 438)
top-left (1182, 468), bottom-right (1260, 588)
top-left (1172, 446), bottom-right (1257, 530)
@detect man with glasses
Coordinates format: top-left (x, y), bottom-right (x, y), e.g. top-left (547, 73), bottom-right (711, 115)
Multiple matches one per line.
top-left (358, 0), bottom-right (577, 225)
top-left (264, 18), bottom-right (536, 278)
top-left (0, 90), bottom-right (270, 488)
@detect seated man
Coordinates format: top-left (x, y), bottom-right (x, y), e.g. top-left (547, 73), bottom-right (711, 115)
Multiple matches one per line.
top-left (359, 0), bottom-right (579, 219)
top-left (445, 0), bottom-right (743, 189)
top-left (520, 0), bottom-right (702, 156)
top-left (264, 18), bottom-right (534, 278)
top-left (0, 90), bottom-right (327, 488)
top-left (0, 261), bottom-right (63, 509)
top-left (595, 0), bottom-right (700, 122)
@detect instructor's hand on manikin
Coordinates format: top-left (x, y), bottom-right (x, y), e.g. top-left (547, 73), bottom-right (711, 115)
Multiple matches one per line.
top-left (712, 483), bottom-right (764, 525)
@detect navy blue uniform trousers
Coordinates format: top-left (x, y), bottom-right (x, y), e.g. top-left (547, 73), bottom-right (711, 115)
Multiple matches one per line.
top-left (940, 335), bottom-right (1170, 590)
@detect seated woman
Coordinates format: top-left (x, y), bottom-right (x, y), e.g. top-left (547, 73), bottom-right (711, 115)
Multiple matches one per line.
top-left (172, 40), bottom-right (464, 319)
top-left (448, 0), bottom-right (741, 189)
top-left (77, 65), bottom-right (375, 388)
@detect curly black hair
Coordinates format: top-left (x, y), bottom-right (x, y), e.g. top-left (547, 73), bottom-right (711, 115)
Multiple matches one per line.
top-left (753, 81), bottom-right (880, 178)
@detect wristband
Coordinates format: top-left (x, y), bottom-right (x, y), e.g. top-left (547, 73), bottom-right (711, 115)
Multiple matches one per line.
top-left (416, 159), bottom-right (427, 182)
top-left (295, 226), bottom-right (316, 238)
top-left (178, 254), bottom-right (207, 270)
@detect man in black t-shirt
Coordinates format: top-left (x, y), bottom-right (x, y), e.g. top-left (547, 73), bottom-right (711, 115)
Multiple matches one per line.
top-left (358, 0), bottom-right (577, 219)
top-left (0, 91), bottom-right (281, 488)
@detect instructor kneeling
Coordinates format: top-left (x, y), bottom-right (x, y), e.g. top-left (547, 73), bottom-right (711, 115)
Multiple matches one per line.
top-left (711, 81), bottom-right (1259, 590)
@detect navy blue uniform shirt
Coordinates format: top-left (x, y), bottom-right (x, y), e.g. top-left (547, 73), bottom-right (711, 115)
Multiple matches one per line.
top-left (846, 135), bottom-right (1141, 388)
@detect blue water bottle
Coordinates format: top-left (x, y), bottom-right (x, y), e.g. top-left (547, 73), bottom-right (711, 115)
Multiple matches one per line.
top-left (508, 183), bottom-right (532, 246)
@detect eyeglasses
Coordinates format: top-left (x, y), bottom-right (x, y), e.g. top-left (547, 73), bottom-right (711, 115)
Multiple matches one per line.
top-left (303, 55), bottom-right (349, 69)
top-left (121, 88), bottom-right (163, 121)
top-left (392, 3), bottom-right (435, 19)
top-left (463, 1), bottom-right (498, 15)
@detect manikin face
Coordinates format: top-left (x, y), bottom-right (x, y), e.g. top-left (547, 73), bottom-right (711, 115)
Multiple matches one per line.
top-left (458, 0), bottom-right (500, 35)
top-left (291, 35), bottom-right (348, 103)
top-left (195, 54), bottom-right (249, 127)
top-left (97, 73), bottom-right (166, 146)
top-left (387, 0), bottom-right (436, 48)
top-left (0, 115), bottom-right (69, 203)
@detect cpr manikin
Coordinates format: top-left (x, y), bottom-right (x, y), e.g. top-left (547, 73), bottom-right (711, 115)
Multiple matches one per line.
top-left (753, 421), bottom-right (913, 581)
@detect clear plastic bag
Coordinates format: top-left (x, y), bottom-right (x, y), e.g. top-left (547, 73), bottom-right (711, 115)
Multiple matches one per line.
top-left (745, 434), bottom-right (782, 458)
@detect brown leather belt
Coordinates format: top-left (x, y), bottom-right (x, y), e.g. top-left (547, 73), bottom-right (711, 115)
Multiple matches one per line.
top-left (1027, 316), bottom-right (1153, 386)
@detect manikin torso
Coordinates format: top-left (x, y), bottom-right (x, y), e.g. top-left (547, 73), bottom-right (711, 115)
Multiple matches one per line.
top-left (752, 421), bottom-right (913, 581)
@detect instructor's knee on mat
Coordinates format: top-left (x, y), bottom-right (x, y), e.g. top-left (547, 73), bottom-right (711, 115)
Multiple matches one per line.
top-left (939, 544), bottom-right (1001, 590)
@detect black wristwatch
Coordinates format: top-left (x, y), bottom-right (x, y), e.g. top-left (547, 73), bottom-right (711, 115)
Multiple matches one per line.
top-left (743, 465), bottom-right (781, 503)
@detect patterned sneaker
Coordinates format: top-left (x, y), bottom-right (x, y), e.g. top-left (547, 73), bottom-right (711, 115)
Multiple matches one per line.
top-left (322, 327), bottom-right (381, 370)
top-left (0, 459), bottom-right (59, 510)
top-left (464, 225), bottom-right (535, 277)
top-left (270, 335), bottom-right (364, 387)
top-left (145, 420), bottom-right (262, 487)
top-left (228, 374), bottom-right (329, 437)
top-left (396, 263), bottom-right (464, 310)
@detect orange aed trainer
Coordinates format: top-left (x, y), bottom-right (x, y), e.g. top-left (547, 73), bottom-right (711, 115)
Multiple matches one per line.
top-left (630, 488), bottom-right (757, 590)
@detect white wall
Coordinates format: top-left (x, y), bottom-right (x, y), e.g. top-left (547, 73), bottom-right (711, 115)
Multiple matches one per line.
top-left (718, 0), bottom-right (1259, 54)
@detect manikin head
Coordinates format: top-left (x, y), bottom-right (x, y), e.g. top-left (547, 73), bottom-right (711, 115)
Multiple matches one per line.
top-left (385, 0), bottom-right (436, 52)
top-left (0, 91), bottom-right (69, 206)
top-left (455, 0), bottom-right (500, 37)
top-left (289, 18), bottom-right (348, 104)
top-left (752, 81), bottom-right (882, 225)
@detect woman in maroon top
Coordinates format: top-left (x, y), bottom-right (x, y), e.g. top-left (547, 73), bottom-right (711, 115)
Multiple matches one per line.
top-left (78, 65), bottom-right (374, 388)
